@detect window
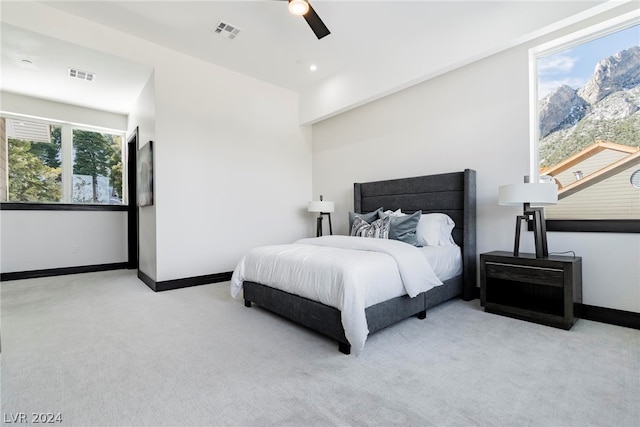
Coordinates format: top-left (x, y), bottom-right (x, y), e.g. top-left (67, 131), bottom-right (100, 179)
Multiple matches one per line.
top-left (530, 12), bottom-right (640, 231)
top-left (7, 121), bottom-right (62, 203)
top-left (2, 116), bottom-right (125, 205)
top-left (72, 129), bottom-right (123, 204)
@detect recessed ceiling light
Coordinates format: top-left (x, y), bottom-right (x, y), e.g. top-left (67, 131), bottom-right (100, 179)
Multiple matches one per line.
top-left (309, 64), bottom-right (317, 72)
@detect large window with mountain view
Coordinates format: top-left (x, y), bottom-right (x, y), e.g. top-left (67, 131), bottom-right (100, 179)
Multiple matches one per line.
top-left (533, 16), bottom-right (639, 226)
top-left (2, 117), bottom-right (125, 205)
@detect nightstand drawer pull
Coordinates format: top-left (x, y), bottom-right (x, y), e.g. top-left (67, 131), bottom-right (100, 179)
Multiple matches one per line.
top-left (485, 262), bottom-right (563, 287)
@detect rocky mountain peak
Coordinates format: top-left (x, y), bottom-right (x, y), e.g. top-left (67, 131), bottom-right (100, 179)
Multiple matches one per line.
top-left (577, 45), bottom-right (640, 105)
top-left (538, 85), bottom-right (588, 138)
top-left (539, 45), bottom-right (640, 140)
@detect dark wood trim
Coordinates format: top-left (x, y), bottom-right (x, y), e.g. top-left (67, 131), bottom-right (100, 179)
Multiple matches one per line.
top-left (127, 128), bottom-right (139, 269)
top-left (577, 303), bottom-right (640, 330)
top-left (138, 271), bottom-right (233, 292)
top-left (531, 219), bottom-right (640, 233)
top-left (0, 202), bottom-right (127, 211)
top-left (137, 269), bottom-right (156, 291)
top-left (0, 262), bottom-right (127, 282)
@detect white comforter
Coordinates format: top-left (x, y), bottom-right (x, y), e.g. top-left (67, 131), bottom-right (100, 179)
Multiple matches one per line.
top-left (230, 235), bottom-right (443, 355)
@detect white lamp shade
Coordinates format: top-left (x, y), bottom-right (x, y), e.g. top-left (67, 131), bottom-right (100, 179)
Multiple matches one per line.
top-left (308, 200), bottom-right (334, 213)
top-left (498, 183), bottom-right (557, 206)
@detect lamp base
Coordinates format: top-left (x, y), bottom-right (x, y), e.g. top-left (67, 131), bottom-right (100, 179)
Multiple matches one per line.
top-left (513, 206), bottom-right (548, 258)
top-left (316, 213), bottom-right (333, 237)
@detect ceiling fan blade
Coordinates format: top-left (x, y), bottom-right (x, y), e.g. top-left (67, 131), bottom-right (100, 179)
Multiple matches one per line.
top-left (303, 2), bottom-right (330, 39)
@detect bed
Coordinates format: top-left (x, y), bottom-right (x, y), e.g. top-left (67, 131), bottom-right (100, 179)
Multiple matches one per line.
top-left (231, 169), bottom-right (476, 355)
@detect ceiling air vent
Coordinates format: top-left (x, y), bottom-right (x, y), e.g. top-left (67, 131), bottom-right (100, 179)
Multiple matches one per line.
top-left (213, 21), bottom-right (241, 40)
top-left (68, 68), bottom-right (95, 82)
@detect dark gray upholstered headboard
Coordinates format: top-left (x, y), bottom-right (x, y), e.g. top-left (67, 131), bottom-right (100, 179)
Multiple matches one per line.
top-left (354, 169), bottom-right (477, 300)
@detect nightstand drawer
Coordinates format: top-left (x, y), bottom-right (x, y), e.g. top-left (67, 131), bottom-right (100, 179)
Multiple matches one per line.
top-left (485, 262), bottom-right (564, 287)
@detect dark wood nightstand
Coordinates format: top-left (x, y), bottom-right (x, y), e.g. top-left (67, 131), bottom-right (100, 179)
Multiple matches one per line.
top-left (480, 251), bottom-right (582, 330)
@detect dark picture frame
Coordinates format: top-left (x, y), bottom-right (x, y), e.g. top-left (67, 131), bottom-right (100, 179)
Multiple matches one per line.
top-left (137, 141), bottom-right (153, 207)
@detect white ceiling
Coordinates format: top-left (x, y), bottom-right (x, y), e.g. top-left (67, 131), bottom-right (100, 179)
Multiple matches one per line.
top-left (37, 0), bottom-right (514, 92)
top-left (1, 22), bottom-right (153, 115)
top-left (0, 1), bottom-right (617, 118)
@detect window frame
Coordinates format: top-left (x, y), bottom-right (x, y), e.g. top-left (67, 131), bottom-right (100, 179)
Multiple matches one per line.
top-left (2, 114), bottom-right (127, 207)
top-left (528, 10), bottom-right (640, 233)
top-left (0, 202), bottom-right (127, 212)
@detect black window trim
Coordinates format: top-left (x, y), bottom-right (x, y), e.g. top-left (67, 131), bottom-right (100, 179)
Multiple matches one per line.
top-left (542, 219), bottom-right (639, 233)
top-left (0, 202), bottom-right (128, 212)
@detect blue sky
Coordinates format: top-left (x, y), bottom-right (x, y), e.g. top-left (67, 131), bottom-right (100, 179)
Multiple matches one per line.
top-left (538, 24), bottom-right (639, 99)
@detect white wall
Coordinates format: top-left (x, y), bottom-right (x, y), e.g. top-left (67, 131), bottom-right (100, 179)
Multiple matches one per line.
top-left (153, 55), bottom-right (312, 281)
top-left (2, 1), bottom-right (313, 282)
top-left (1, 210), bottom-right (126, 272)
top-left (312, 6), bottom-right (640, 313)
top-left (0, 94), bottom-right (129, 274)
top-left (0, 92), bottom-right (127, 131)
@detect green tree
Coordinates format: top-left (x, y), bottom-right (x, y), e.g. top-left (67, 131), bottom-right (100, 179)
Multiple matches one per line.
top-left (28, 126), bottom-right (62, 168)
top-left (73, 130), bottom-right (111, 203)
top-left (8, 138), bottom-right (62, 202)
top-left (540, 114), bottom-right (640, 167)
top-left (106, 134), bottom-right (123, 200)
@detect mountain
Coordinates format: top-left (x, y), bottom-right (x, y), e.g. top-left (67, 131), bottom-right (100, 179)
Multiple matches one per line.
top-left (538, 85), bottom-right (588, 138)
top-left (578, 45), bottom-right (640, 104)
top-left (538, 46), bottom-right (640, 168)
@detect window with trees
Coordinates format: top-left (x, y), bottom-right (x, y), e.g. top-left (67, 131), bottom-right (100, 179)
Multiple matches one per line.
top-left (530, 13), bottom-right (639, 231)
top-left (2, 117), bottom-right (125, 205)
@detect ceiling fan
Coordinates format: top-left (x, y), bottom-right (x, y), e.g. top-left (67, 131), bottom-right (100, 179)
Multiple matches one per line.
top-left (287, 0), bottom-right (331, 40)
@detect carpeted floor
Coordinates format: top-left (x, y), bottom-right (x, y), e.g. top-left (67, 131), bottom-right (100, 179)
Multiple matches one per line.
top-left (1, 269), bottom-right (638, 426)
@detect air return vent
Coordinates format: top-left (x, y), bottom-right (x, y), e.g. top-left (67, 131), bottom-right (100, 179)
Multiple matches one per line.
top-left (68, 68), bottom-right (95, 82)
top-left (213, 21), bottom-right (241, 40)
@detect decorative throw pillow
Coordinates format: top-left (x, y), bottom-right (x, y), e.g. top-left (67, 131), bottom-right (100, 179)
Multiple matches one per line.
top-left (380, 210), bottom-right (421, 246)
top-left (348, 207), bottom-right (383, 231)
top-left (416, 213), bottom-right (456, 246)
top-left (350, 215), bottom-right (390, 239)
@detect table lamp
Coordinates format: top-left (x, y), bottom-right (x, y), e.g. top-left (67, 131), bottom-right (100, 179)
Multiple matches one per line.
top-left (308, 195), bottom-right (334, 237)
top-left (499, 177), bottom-right (557, 258)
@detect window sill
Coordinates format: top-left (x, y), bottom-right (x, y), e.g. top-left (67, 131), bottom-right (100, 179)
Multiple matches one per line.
top-left (541, 219), bottom-right (640, 233)
top-left (0, 202), bottom-right (128, 212)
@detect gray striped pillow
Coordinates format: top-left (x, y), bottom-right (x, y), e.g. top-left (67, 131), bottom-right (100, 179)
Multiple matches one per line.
top-left (350, 215), bottom-right (390, 239)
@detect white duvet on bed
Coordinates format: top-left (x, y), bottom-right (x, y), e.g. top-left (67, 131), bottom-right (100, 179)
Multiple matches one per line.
top-left (418, 245), bottom-right (462, 282)
top-left (230, 235), bottom-right (443, 355)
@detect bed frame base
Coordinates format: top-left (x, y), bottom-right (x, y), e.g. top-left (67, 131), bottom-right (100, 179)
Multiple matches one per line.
top-left (338, 342), bottom-right (351, 355)
top-left (242, 277), bottom-right (462, 354)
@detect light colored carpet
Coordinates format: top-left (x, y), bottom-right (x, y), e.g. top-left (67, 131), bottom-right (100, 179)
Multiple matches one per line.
top-left (1, 269), bottom-right (638, 427)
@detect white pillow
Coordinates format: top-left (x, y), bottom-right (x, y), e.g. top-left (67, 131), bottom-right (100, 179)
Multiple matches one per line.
top-left (416, 213), bottom-right (456, 246)
top-left (383, 209), bottom-right (405, 217)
